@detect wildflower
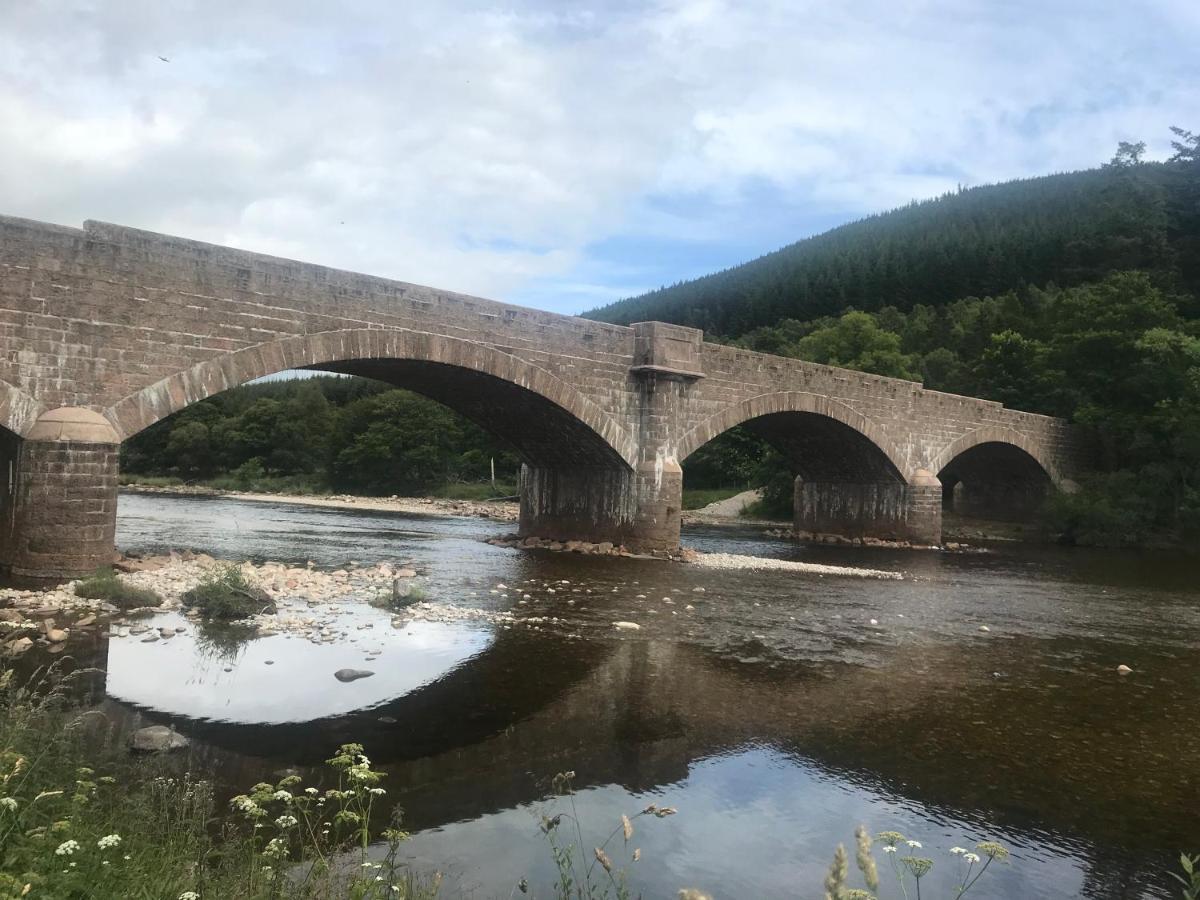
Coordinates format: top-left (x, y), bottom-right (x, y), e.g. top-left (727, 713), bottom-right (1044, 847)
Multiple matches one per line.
top-left (621, 814), bottom-right (633, 842)
top-left (906, 840), bottom-right (922, 849)
top-left (179, 892), bottom-right (200, 900)
top-left (368, 787), bottom-right (386, 795)
top-left (950, 847), bottom-right (967, 855)
top-left (963, 852), bottom-right (981, 864)
top-left (304, 787), bottom-right (318, 795)
top-left (0, 797), bottom-right (17, 812)
top-left (231, 795), bottom-right (259, 813)
top-left (261, 866), bottom-right (272, 875)
top-left (883, 846), bottom-right (897, 854)
top-left (263, 838), bottom-right (288, 859)
top-left (124, 855), bottom-right (131, 860)
top-left (275, 815), bottom-right (298, 829)
top-left (272, 790), bottom-right (292, 802)
top-left (594, 848), bottom-right (613, 872)
top-left (976, 841), bottom-right (1010, 861)
top-left (55, 840), bottom-right (81, 856)
top-left (901, 857), bottom-right (934, 879)
top-left (97, 834), bottom-right (122, 850)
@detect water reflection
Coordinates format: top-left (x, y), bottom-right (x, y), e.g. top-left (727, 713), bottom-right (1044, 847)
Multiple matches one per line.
top-left (89, 491), bottom-right (1200, 898)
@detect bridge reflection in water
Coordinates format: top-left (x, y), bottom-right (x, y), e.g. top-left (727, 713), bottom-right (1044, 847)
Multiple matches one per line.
top-left (65, 596), bottom-right (1190, 900)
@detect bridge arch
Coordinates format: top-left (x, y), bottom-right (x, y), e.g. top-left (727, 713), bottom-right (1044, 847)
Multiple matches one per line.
top-left (931, 426), bottom-right (1061, 521)
top-left (675, 391), bottom-right (909, 482)
top-left (929, 425), bottom-right (1064, 487)
top-left (104, 329), bottom-right (637, 470)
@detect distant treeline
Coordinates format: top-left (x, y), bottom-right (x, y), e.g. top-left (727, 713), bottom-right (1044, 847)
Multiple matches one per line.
top-left (121, 376), bottom-right (520, 495)
top-left (586, 133), bottom-right (1200, 337)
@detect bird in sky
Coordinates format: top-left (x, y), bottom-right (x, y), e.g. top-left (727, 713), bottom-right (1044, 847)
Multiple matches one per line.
top-left (158, 55), bottom-right (170, 62)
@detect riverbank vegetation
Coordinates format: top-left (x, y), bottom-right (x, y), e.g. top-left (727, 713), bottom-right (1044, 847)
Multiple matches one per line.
top-left (73, 570), bottom-right (163, 612)
top-left (120, 377), bottom-right (521, 500)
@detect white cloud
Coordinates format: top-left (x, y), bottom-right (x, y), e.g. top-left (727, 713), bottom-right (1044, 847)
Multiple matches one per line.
top-left (0, 0), bottom-right (1196, 312)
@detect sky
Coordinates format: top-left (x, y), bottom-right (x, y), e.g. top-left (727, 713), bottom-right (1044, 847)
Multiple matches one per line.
top-left (1, 1), bottom-right (1197, 316)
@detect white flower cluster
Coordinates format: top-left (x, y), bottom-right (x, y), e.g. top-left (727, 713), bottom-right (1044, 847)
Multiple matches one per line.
top-left (97, 834), bottom-right (122, 850)
top-left (0, 797), bottom-right (17, 812)
top-left (179, 891), bottom-right (200, 900)
top-left (55, 840), bottom-right (81, 856)
top-left (275, 815), bottom-right (298, 829)
top-left (272, 790), bottom-right (292, 802)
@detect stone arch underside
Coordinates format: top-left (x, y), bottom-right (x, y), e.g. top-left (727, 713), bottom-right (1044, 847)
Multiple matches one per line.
top-left (0, 380), bottom-right (45, 439)
top-left (929, 425), bottom-right (1063, 487)
top-left (933, 427), bottom-right (1058, 521)
top-left (105, 329), bottom-right (636, 470)
top-left (676, 392), bottom-right (908, 483)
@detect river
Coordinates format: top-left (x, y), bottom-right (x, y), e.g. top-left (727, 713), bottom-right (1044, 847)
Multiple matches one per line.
top-left (57, 492), bottom-right (1200, 898)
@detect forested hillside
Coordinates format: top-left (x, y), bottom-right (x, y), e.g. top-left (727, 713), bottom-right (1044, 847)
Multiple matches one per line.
top-left (587, 136), bottom-right (1199, 336)
top-left (605, 129), bottom-right (1200, 547)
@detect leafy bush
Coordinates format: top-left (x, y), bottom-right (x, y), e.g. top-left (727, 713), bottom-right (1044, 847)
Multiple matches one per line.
top-left (180, 566), bottom-right (275, 621)
top-left (73, 569), bottom-right (163, 611)
top-left (369, 582), bottom-right (429, 611)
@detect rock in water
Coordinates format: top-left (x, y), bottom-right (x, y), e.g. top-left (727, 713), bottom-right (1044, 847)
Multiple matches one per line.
top-left (334, 668), bottom-right (375, 682)
top-left (1116, 664), bottom-right (1133, 675)
top-left (612, 621), bottom-right (641, 631)
top-left (130, 725), bottom-right (189, 752)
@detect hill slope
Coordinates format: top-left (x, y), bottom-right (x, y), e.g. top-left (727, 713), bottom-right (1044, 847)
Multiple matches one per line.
top-left (585, 162), bottom-right (1194, 335)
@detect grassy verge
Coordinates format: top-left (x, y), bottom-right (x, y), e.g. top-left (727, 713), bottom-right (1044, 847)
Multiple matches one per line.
top-left (681, 487), bottom-right (745, 510)
top-left (73, 570), bottom-right (163, 611)
top-left (426, 482), bottom-right (517, 500)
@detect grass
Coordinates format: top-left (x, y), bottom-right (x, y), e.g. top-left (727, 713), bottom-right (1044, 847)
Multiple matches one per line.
top-left (73, 569), bottom-right (163, 611)
top-left (180, 565), bottom-right (275, 621)
top-left (427, 482), bottom-right (517, 501)
top-left (0, 663), bottom-right (438, 899)
top-left (681, 487), bottom-right (745, 510)
top-left (368, 583), bottom-right (429, 612)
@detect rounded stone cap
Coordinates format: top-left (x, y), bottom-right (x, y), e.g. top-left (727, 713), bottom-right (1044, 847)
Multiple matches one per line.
top-left (909, 467), bottom-right (941, 487)
top-left (27, 407), bottom-right (121, 444)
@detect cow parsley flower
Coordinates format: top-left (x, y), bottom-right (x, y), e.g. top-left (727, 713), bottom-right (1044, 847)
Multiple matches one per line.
top-left (179, 892), bottom-right (200, 900)
top-left (272, 790), bottom-right (292, 802)
top-left (906, 840), bottom-right (922, 849)
top-left (275, 815), bottom-right (298, 829)
top-left (963, 852), bottom-right (981, 864)
top-left (97, 834), bottom-right (121, 850)
top-left (55, 840), bottom-right (81, 856)
top-left (950, 847), bottom-right (967, 855)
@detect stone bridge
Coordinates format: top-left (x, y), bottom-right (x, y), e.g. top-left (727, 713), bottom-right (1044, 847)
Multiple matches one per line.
top-left (0, 215), bottom-right (1083, 579)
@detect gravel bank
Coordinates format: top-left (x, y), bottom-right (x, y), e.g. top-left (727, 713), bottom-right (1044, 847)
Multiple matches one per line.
top-left (692, 552), bottom-right (903, 580)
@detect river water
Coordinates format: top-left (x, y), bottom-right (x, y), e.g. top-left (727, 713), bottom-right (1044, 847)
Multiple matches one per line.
top-left (60, 492), bottom-right (1200, 898)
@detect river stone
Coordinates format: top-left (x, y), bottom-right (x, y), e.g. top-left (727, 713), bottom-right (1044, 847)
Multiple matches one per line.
top-left (130, 725), bottom-right (189, 752)
top-left (334, 668), bottom-right (375, 682)
top-left (5, 637), bottom-right (33, 656)
top-left (0, 609), bottom-right (24, 623)
top-left (45, 627), bottom-right (68, 643)
top-left (612, 621), bottom-right (641, 631)
top-left (1117, 664), bottom-right (1133, 675)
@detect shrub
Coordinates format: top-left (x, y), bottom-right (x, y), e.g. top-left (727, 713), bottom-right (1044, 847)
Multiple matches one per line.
top-left (369, 582), bottom-right (429, 611)
top-left (73, 569), bottom-right (163, 611)
top-left (180, 566), bottom-right (275, 621)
